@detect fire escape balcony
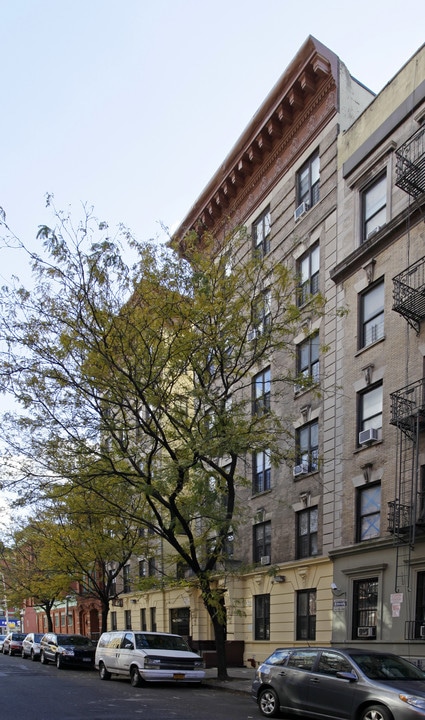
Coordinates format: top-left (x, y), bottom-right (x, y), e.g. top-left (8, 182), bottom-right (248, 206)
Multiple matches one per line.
top-left (395, 124), bottom-right (425, 198)
top-left (393, 256), bottom-right (425, 333)
top-left (390, 377), bottom-right (425, 440)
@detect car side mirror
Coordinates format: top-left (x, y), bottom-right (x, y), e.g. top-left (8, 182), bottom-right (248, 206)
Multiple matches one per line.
top-left (336, 671), bottom-right (357, 682)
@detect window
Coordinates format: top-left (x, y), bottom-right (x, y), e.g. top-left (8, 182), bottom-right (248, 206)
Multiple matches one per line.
top-left (296, 589), bottom-right (316, 640)
top-left (360, 281), bottom-right (384, 348)
top-left (138, 560), bottom-right (146, 578)
top-left (148, 558), bottom-right (156, 576)
top-left (353, 577), bottom-right (378, 639)
top-left (140, 608), bottom-right (147, 631)
top-left (253, 368), bottom-right (271, 415)
top-left (297, 151), bottom-right (320, 209)
top-left (170, 607), bottom-right (190, 636)
top-left (150, 607), bottom-right (157, 632)
top-left (296, 334), bottom-right (319, 391)
top-left (362, 173), bottom-right (386, 241)
top-left (297, 506), bottom-right (318, 559)
top-left (316, 650), bottom-right (352, 675)
top-left (298, 245), bottom-right (319, 306)
top-left (253, 207), bottom-right (271, 257)
top-left (253, 520), bottom-right (271, 564)
top-left (357, 483), bottom-right (381, 541)
top-left (358, 383), bottom-right (383, 442)
top-left (124, 609), bottom-right (132, 630)
top-left (254, 594), bottom-right (270, 640)
top-left (110, 611), bottom-right (117, 631)
top-left (415, 572), bottom-right (425, 638)
top-left (253, 450), bottom-right (271, 494)
top-left (123, 564), bottom-right (131, 593)
top-left (253, 289), bottom-right (272, 331)
top-left (295, 419), bottom-right (319, 473)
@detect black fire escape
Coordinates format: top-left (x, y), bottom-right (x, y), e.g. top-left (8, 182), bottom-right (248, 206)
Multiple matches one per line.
top-left (389, 126), bottom-right (425, 597)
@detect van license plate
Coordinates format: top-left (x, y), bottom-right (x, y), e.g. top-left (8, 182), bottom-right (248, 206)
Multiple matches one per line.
top-left (173, 673), bottom-right (185, 680)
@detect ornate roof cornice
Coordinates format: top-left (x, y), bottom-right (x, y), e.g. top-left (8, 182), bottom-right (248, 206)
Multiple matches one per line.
top-left (173, 36), bottom-right (340, 243)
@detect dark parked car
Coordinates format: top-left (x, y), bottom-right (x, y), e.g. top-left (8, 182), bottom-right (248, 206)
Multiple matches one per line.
top-left (40, 632), bottom-right (96, 669)
top-left (252, 646), bottom-right (425, 720)
top-left (22, 632), bottom-right (44, 660)
top-left (2, 632), bottom-right (26, 656)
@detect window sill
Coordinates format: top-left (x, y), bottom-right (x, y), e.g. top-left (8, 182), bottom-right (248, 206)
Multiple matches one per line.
top-left (355, 335), bottom-right (385, 356)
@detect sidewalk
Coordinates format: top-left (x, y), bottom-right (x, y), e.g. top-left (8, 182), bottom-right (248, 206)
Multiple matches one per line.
top-left (203, 666), bottom-right (254, 694)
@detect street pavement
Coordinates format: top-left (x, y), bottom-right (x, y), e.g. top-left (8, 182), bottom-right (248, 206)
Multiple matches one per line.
top-left (203, 665), bottom-right (254, 694)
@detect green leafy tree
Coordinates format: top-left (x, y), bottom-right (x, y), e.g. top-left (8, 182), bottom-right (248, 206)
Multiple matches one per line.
top-left (0, 201), bottom-right (324, 678)
top-left (0, 520), bottom-right (71, 631)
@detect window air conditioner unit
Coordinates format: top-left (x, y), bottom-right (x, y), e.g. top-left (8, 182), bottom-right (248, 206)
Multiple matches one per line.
top-left (260, 555), bottom-right (270, 566)
top-left (294, 201), bottom-right (310, 221)
top-left (359, 428), bottom-right (378, 445)
top-left (420, 625), bottom-right (425, 639)
top-left (366, 225), bottom-right (382, 240)
top-left (357, 626), bottom-right (376, 638)
top-left (293, 462), bottom-right (309, 477)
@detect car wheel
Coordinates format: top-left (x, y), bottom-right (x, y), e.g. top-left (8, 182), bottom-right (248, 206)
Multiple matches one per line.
top-left (30, 650), bottom-right (36, 661)
top-left (40, 651), bottom-right (48, 665)
top-left (56, 654), bottom-right (63, 669)
top-left (99, 662), bottom-right (111, 681)
top-left (130, 666), bottom-right (143, 688)
top-left (8, 647), bottom-right (13, 656)
top-left (258, 687), bottom-right (280, 717)
top-left (21, 648), bottom-right (26, 658)
top-left (360, 706), bottom-right (392, 720)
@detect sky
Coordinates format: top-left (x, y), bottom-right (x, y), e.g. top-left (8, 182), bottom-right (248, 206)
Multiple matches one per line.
top-left (0, 0), bottom-right (424, 527)
top-left (1, 0), bottom-right (425, 283)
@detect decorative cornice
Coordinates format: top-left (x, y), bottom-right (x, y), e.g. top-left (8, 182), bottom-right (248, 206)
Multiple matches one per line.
top-left (173, 36), bottom-right (340, 245)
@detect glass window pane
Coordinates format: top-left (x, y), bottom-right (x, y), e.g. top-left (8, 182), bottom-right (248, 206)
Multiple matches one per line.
top-left (363, 386), bottom-right (382, 420)
top-left (363, 284), bottom-right (384, 321)
top-left (365, 177), bottom-right (386, 218)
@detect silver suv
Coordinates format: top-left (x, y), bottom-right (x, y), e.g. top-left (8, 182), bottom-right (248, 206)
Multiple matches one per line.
top-left (252, 646), bottom-right (425, 719)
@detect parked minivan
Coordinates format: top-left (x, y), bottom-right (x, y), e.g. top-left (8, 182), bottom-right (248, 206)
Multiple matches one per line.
top-left (95, 630), bottom-right (205, 687)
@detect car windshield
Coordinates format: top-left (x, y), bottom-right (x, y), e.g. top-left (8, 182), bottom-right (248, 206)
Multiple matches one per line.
top-left (350, 653), bottom-right (425, 680)
top-left (57, 635), bottom-right (92, 646)
top-left (134, 633), bottom-right (190, 651)
top-left (12, 634), bottom-right (26, 640)
top-left (34, 634), bottom-right (43, 641)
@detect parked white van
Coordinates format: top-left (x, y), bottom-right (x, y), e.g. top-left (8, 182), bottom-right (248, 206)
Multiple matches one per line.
top-left (95, 630), bottom-right (205, 687)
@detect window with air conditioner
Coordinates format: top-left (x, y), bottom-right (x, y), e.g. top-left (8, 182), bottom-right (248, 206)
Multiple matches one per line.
top-left (297, 150), bottom-right (320, 211)
top-left (360, 280), bottom-right (384, 349)
top-left (253, 520), bottom-right (271, 564)
top-left (296, 333), bottom-right (320, 392)
top-left (358, 383), bottom-right (382, 447)
top-left (295, 419), bottom-right (319, 475)
top-left (362, 173), bottom-right (386, 243)
top-left (352, 578), bottom-right (378, 641)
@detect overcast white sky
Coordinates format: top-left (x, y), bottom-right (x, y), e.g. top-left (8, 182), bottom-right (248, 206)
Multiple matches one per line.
top-left (1, 0), bottom-right (425, 282)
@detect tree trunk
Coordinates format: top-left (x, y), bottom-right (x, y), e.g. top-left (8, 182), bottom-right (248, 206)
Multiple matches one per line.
top-left (100, 600), bottom-right (109, 634)
top-left (201, 581), bottom-right (228, 680)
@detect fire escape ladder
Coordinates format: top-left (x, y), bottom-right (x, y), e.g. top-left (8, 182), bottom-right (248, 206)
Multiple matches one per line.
top-left (389, 382), bottom-right (425, 591)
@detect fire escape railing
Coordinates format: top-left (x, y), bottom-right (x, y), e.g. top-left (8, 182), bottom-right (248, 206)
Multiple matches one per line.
top-left (395, 124), bottom-right (425, 198)
top-left (390, 377), bottom-right (425, 440)
top-left (393, 256), bottom-right (425, 333)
